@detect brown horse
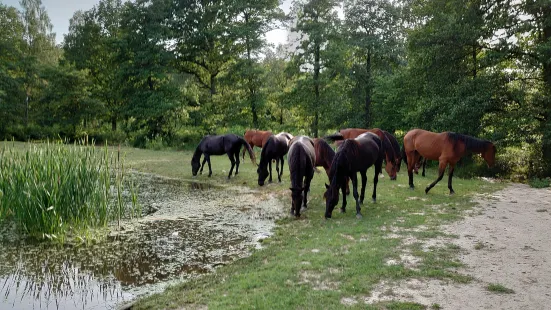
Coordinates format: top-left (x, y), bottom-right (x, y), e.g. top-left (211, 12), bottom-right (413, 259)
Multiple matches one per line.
top-left (323, 132), bottom-right (384, 219)
top-left (326, 128), bottom-right (400, 180)
top-left (403, 129), bottom-right (496, 194)
top-left (314, 138), bottom-right (353, 195)
top-left (257, 132), bottom-right (293, 185)
top-left (242, 130), bottom-right (272, 159)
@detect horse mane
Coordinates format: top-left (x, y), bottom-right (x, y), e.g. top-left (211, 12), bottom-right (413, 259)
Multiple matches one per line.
top-left (192, 137), bottom-right (207, 162)
top-left (323, 133), bottom-right (345, 142)
top-left (329, 139), bottom-right (359, 184)
top-left (447, 132), bottom-right (491, 154)
top-left (383, 131), bottom-right (401, 160)
top-left (259, 135), bottom-right (275, 167)
top-left (314, 138), bottom-right (335, 168)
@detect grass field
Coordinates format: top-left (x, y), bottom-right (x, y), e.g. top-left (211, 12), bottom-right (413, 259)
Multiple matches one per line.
top-left (121, 145), bottom-right (503, 310)
top-left (1, 142), bottom-right (503, 309)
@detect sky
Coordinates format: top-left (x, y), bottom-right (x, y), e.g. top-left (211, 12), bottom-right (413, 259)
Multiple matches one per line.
top-left (3, 0), bottom-right (293, 46)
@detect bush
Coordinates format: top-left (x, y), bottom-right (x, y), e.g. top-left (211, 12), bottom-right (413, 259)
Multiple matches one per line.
top-left (528, 177), bottom-right (551, 188)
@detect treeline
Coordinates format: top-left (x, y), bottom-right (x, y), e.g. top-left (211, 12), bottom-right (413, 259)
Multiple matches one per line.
top-left (1, 0), bottom-right (550, 177)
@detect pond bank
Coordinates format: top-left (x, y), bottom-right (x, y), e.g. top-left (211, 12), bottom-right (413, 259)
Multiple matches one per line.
top-left (0, 172), bottom-right (285, 310)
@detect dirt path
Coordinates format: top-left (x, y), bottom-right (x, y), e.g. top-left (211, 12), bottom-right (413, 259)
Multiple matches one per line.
top-left (370, 183), bottom-right (551, 309)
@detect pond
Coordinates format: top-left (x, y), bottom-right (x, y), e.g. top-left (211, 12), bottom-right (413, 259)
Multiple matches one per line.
top-left (0, 173), bottom-right (285, 309)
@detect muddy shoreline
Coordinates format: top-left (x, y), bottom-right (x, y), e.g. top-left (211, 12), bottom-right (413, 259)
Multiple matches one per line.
top-left (0, 172), bottom-right (285, 310)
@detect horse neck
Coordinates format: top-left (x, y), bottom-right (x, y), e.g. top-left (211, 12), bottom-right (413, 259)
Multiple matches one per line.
top-left (192, 146), bottom-right (203, 162)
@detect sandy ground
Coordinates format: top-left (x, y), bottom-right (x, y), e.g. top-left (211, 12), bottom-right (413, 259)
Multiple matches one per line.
top-left (367, 183), bottom-right (551, 309)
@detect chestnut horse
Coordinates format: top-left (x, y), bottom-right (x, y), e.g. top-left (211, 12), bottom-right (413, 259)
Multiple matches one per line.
top-left (325, 128), bottom-right (400, 180)
top-left (403, 129), bottom-right (496, 194)
top-left (323, 132), bottom-right (384, 219)
top-left (242, 130), bottom-right (272, 159)
top-left (257, 132), bottom-right (293, 185)
top-left (192, 134), bottom-right (257, 179)
top-left (287, 136), bottom-right (316, 217)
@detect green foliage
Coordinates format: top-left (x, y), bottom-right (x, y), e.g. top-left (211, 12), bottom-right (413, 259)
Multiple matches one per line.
top-left (528, 177), bottom-right (551, 189)
top-left (0, 141), bottom-right (139, 242)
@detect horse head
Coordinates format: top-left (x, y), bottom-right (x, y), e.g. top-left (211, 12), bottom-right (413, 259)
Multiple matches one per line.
top-left (482, 143), bottom-right (496, 167)
top-left (384, 160), bottom-right (397, 180)
top-left (191, 157), bottom-right (200, 176)
top-left (257, 164), bottom-right (269, 186)
top-left (290, 187), bottom-right (303, 216)
top-left (323, 183), bottom-right (339, 219)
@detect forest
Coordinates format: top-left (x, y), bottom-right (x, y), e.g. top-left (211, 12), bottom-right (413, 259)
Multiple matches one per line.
top-left (0, 0), bottom-right (550, 178)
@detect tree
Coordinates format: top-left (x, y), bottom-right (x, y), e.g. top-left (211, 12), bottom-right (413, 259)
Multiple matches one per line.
top-left (290, 0), bottom-right (341, 137)
top-left (344, 0), bottom-right (403, 128)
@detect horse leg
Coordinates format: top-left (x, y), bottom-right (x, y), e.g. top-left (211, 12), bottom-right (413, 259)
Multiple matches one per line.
top-left (227, 153), bottom-right (235, 179)
top-left (234, 152), bottom-right (240, 175)
top-left (407, 151), bottom-right (419, 189)
top-left (279, 157), bottom-right (284, 182)
top-left (206, 155), bottom-right (212, 177)
top-left (425, 160), bottom-right (447, 194)
top-left (345, 177), bottom-right (350, 195)
top-left (275, 158), bottom-right (280, 182)
top-left (372, 158), bottom-right (382, 202)
top-left (340, 183), bottom-right (347, 213)
top-left (448, 163), bottom-right (456, 195)
top-left (200, 157), bottom-right (207, 174)
top-left (350, 173), bottom-right (362, 218)
top-left (268, 159), bottom-right (273, 183)
top-left (359, 171), bottom-right (367, 204)
top-left (422, 159), bottom-right (426, 177)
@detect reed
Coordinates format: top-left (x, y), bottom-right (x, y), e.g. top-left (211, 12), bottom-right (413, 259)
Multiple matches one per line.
top-left (0, 140), bottom-right (139, 242)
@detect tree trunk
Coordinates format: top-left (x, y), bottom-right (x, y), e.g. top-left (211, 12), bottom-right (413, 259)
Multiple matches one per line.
top-left (313, 42), bottom-right (320, 138)
top-left (111, 116), bottom-right (117, 131)
top-left (541, 20), bottom-right (551, 173)
top-left (244, 12), bottom-right (259, 128)
top-left (364, 51), bottom-right (372, 128)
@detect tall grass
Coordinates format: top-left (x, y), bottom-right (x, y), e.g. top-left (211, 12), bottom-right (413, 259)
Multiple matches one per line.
top-left (0, 140), bottom-right (139, 242)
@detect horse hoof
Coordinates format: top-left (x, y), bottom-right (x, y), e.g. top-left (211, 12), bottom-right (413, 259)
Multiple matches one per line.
top-left (449, 191), bottom-right (455, 195)
top-left (300, 207), bottom-right (307, 213)
top-left (340, 208), bottom-right (346, 213)
top-left (372, 198), bottom-right (376, 203)
top-left (356, 213), bottom-right (363, 219)
top-left (409, 186), bottom-right (414, 190)
top-left (425, 187), bottom-right (430, 194)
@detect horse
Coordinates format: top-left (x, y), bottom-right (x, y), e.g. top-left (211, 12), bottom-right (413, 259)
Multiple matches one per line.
top-left (287, 136), bottom-right (316, 217)
top-left (257, 132), bottom-right (293, 186)
top-left (403, 129), bottom-right (496, 194)
top-left (323, 132), bottom-right (384, 219)
top-left (325, 128), bottom-right (399, 180)
top-left (242, 130), bottom-right (272, 159)
top-left (415, 157), bottom-right (427, 176)
top-left (314, 138), bottom-right (335, 177)
top-left (191, 134), bottom-right (257, 179)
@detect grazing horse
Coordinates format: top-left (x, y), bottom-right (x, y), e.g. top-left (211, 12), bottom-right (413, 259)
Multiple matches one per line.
top-left (323, 132), bottom-right (384, 219)
top-left (314, 138), bottom-right (336, 177)
top-left (242, 130), bottom-right (272, 159)
top-left (192, 134), bottom-right (257, 179)
top-left (325, 128), bottom-right (398, 180)
top-left (403, 129), bottom-right (496, 194)
top-left (287, 136), bottom-right (316, 217)
top-left (257, 132), bottom-right (293, 185)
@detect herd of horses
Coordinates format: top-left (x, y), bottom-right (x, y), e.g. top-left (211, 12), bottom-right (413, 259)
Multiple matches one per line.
top-left (191, 128), bottom-right (497, 219)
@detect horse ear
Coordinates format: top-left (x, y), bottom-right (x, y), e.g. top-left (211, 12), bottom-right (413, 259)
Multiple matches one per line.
top-left (325, 183), bottom-right (329, 189)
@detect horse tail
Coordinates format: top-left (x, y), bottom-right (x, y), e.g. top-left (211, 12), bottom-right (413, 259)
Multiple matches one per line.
top-left (323, 133), bottom-right (345, 142)
top-left (401, 145), bottom-right (408, 165)
top-left (239, 137), bottom-right (257, 166)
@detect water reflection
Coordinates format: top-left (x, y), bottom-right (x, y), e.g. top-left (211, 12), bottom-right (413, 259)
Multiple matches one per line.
top-left (0, 173), bottom-right (284, 309)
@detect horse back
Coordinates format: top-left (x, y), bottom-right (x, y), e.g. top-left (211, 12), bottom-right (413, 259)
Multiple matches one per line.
top-left (404, 129), bottom-right (451, 161)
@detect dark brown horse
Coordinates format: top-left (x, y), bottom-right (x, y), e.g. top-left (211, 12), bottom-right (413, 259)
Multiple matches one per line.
top-left (326, 128), bottom-right (399, 180)
top-left (314, 138), bottom-right (336, 177)
top-left (192, 134), bottom-right (257, 179)
top-left (287, 136), bottom-right (316, 217)
top-left (257, 132), bottom-right (293, 185)
top-left (242, 130), bottom-right (272, 159)
top-left (403, 129), bottom-right (496, 194)
top-left (323, 132), bottom-right (384, 219)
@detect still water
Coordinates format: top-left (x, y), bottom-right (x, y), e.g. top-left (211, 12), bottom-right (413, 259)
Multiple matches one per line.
top-left (0, 173), bottom-right (284, 309)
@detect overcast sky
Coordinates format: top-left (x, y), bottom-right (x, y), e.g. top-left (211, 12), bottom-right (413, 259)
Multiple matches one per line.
top-left (3, 0), bottom-right (292, 46)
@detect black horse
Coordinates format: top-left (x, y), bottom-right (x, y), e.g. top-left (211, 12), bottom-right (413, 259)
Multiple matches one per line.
top-left (257, 132), bottom-right (293, 186)
top-left (324, 132), bottom-right (384, 219)
top-left (191, 134), bottom-right (257, 179)
top-left (287, 136), bottom-right (316, 217)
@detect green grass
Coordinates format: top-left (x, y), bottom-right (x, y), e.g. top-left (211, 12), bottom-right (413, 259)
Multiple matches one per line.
top-left (487, 283), bottom-right (515, 294)
top-left (116, 145), bottom-right (504, 309)
top-left (0, 141), bottom-right (139, 242)
top-left (2, 142), bottom-right (504, 308)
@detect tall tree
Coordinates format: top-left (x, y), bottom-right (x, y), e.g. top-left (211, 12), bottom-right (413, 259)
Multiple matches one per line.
top-left (291, 0), bottom-right (341, 137)
top-left (344, 0), bottom-right (403, 128)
